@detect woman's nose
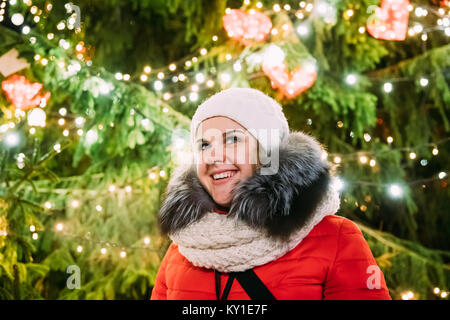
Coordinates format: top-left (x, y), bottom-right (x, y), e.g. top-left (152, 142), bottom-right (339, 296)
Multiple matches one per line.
top-left (204, 143), bottom-right (226, 164)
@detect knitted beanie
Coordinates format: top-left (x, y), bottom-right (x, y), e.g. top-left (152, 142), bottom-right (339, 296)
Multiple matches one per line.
top-left (190, 88), bottom-right (290, 163)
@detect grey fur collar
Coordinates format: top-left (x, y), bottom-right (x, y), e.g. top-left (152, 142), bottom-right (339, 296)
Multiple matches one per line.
top-left (158, 131), bottom-right (334, 240)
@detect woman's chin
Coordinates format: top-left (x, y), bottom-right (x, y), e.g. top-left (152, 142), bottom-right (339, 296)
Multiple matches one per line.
top-left (211, 195), bottom-right (231, 208)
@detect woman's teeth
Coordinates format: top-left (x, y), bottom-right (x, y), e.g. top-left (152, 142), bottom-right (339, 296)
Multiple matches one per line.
top-left (212, 171), bottom-right (236, 180)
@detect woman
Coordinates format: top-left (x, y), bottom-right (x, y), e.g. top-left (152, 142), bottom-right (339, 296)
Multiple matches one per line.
top-left (151, 88), bottom-right (391, 300)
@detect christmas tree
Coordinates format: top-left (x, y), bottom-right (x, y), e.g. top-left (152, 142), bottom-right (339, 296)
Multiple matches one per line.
top-left (0, 0), bottom-right (449, 300)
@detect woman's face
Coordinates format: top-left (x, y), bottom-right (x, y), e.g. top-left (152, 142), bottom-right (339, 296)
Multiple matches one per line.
top-left (194, 116), bottom-right (259, 208)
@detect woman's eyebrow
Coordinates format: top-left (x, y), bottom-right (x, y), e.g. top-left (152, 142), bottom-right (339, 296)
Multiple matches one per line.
top-left (196, 129), bottom-right (246, 144)
top-left (225, 129), bottom-right (245, 135)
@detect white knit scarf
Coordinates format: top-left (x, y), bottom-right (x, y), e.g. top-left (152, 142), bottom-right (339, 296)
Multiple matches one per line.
top-left (169, 183), bottom-right (341, 273)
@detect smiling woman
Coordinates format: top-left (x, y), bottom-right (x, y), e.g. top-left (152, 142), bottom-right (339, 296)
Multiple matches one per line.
top-left (194, 117), bottom-right (260, 208)
top-left (152, 88), bottom-right (391, 300)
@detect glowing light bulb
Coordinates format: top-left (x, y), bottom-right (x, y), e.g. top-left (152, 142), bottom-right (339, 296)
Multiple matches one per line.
top-left (76, 245), bottom-right (83, 253)
top-left (101, 248), bottom-right (107, 255)
top-left (154, 80), bottom-right (163, 91)
top-left (27, 108), bottom-right (46, 127)
top-left (345, 74), bottom-right (357, 85)
top-left (169, 64), bottom-right (176, 71)
top-left (331, 177), bottom-right (345, 192)
top-left (296, 24), bottom-right (309, 36)
top-left (108, 185), bottom-right (116, 192)
top-left (11, 13), bottom-right (24, 25)
top-left (387, 136), bottom-right (394, 144)
top-left (333, 156), bottom-right (341, 164)
top-left (56, 223), bottom-right (63, 231)
top-left (388, 184), bottom-right (403, 198)
top-left (120, 251), bottom-right (126, 258)
top-left (263, 44), bottom-right (285, 67)
top-left (438, 172), bottom-right (447, 179)
top-left (432, 147), bottom-right (438, 155)
top-left (85, 130), bottom-right (98, 145)
top-left (144, 237), bottom-right (151, 245)
top-left (32, 233), bottom-right (38, 240)
top-left (195, 73), bottom-right (205, 83)
top-left (383, 82), bottom-right (393, 93)
top-left (144, 66), bottom-right (151, 73)
top-left (369, 159), bottom-right (376, 167)
top-left (359, 156), bottom-right (368, 164)
top-left (71, 200), bottom-right (80, 208)
top-left (30, 225), bottom-right (36, 232)
top-left (419, 78), bottom-right (429, 87)
top-left (4, 132), bottom-right (20, 147)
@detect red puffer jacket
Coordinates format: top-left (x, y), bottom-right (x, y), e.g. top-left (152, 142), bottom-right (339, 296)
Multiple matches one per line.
top-left (151, 214), bottom-right (391, 300)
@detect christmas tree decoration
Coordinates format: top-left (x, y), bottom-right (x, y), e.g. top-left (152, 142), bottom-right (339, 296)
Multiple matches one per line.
top-left (367, 0), bottom-right (410, 41)
top-left (0, 48), bottom-right (29, 77)
top-left (1, 74), bottom-right (50, 110)
top-left (223, 8), bottom-right (272, 45)
top-left (262, 61), bottom-right (317, 98)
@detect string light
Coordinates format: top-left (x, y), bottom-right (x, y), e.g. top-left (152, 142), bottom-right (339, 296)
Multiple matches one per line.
top-left (383, 82), bottom-right (393, 93)
top-left (388, 184), bottom-right (403, 198)
top-left (345, 74), bottom-right (357, 85)
top-left (71, 200), bottom-right (80, 208)
top-left (432, 147), bottom-right (439, 155)
top-left (331, 177), bottom-right (345, 192)
top-left (4, 132), bottom-right (20, 147)
top-left (401, 290), bottom-right (415, 300)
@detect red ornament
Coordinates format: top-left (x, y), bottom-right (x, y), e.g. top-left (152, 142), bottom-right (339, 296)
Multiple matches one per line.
top-left (223, 9), bottom-right (272, 45)
top-left (1, 74), bottom-right (50, 110)
top-left (262, 62), bottom-right (317, 99)
top-left (366, 0), bottom-right (410, 41)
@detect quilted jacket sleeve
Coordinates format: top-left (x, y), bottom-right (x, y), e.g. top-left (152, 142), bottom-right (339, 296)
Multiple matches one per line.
top-left (150, 243), bottom-right (174, 300)
top-left (323, 218), bottom-right (391, 300)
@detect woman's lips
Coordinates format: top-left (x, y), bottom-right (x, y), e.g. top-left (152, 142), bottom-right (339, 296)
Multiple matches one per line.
top-left (210, 170), bottom-right (238, 186)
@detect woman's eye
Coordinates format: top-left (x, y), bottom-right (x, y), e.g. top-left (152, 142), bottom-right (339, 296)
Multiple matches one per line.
top-left (226, 135), bottom-right (241, 144)
top-left (200, 142), bottom-right (210, 151)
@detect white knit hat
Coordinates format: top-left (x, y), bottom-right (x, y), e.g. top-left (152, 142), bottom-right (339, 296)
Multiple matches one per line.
top-left (190, 88), bottom-right (290, 164)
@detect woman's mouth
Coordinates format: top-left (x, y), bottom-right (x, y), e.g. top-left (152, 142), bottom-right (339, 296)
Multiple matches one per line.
top-left (210, 170), bottom-right (238, 185)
